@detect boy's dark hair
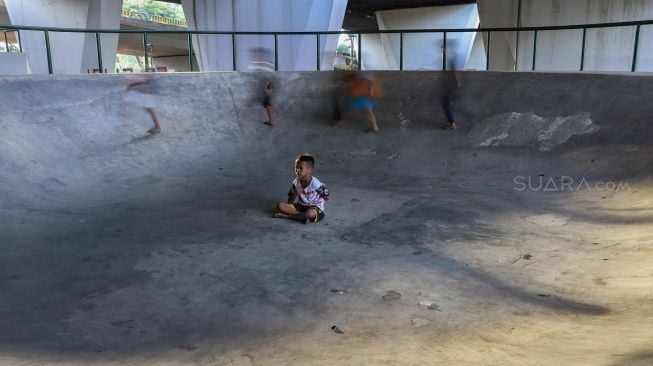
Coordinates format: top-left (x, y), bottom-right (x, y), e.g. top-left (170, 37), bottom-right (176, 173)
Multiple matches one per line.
top-left (295, 154), bottom-right (315, 168)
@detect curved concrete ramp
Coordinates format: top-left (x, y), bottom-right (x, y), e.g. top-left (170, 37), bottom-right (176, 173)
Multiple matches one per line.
top-left (0, 72), bottom-right (652, 365)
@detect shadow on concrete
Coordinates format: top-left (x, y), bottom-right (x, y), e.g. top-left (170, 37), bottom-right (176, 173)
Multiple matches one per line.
top-left (606, 351), bottom-right (653, 366)
top-left (340, 199), bottom-right (610, 316)
top-left (129, 133), bottom-right (159, 144)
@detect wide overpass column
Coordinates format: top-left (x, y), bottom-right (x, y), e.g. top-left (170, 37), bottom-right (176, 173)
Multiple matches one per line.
top-left (476, 0), bottom-right (519, 71)
top-left (5, 0), bottom-right (123, 74)
top-left (80, 0), bottom-right (123, 73)
top-left (181, 0), bottom-right (347, 71)
top-left (478, 0), bottom-right (653, 72)
top-left (6, 0), bottom-right (90, 74)
top-left (371, 4), bottom-right (480, 71)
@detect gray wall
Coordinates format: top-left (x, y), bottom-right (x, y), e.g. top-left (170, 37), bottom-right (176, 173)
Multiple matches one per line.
top-left (0, 71), bottom-right (651, 206)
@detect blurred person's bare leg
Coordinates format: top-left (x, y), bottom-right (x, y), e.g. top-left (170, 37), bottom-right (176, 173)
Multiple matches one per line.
top-left (365, 109), bottom-right (379, 132)
top-left (264, 106), bottom-right (274, 127)
top-left (146, 108), bottom-right (161, 134)
top-left (441, 95), bottom-right (457, 130)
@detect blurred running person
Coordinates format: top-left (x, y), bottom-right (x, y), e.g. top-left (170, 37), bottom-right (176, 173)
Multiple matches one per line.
top-left (345, 72), bottom-right (381, 133)
top-left (123, 76), bottom-right (161, 134)
top-left (440, 39), bottom-right (463, 130)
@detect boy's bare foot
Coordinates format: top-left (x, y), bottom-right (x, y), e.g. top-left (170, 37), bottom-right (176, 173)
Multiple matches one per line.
top-left (273, 212), bottom-right (290, 219)
top-left (441, 123), bottom-right (457, 130)
top-left (263, 121), bottom-right (274, 127)
top-left (332, 121), bottom-right (343, 128)
top-left (147, 127), bottom-right (161, 134)
top-left (365, 128), bottom-right (379, 133)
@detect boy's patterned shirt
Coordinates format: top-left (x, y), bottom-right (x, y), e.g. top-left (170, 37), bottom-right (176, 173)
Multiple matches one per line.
top-left (288, 176), bottom-right (329, 211)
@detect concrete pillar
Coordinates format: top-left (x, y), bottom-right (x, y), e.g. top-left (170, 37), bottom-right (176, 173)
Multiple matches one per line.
top-left (478, 0), bottom-right (653, 72)
top-left (476, 0), bottom-right (519, 71)
top-left (181, 0), bottom-right (234, 72)
top-left (181, 0), bottom-right (347, 71)
top-left (373, 4), bottom-right (480, 71)
top-left (5, 0), bottom-right (123, 74)
top-left (5, 0), bottom-right (90, 74)
top-left (80, 0), bottom-right (123, 73)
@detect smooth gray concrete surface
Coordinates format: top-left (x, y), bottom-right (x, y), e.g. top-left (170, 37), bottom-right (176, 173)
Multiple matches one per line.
top-left (0, 71), bottom-right (652, 365)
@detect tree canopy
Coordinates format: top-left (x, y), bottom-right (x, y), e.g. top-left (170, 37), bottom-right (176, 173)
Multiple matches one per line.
top-left (123, 0), bottom-right (185, 22)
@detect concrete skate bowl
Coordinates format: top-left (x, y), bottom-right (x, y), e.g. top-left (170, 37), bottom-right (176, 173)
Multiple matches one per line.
top-left (1, 71), bottom-right (652, 365)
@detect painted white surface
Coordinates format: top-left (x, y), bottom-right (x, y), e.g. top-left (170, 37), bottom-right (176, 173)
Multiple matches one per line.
top-left (360, 33), bottom-right (391, 70)
top-left (478, 0), bottom-right (653, 72)
top-left (467, 29), bottom-right (487, 70)
top-left (373, 4), bottom-right (480, 70)
top-left (0, 52), bottom-right (28, 74)
top-left (181, 0), bottom-right (347, 71)
top-left (636, 24), bottom-right (653, 72)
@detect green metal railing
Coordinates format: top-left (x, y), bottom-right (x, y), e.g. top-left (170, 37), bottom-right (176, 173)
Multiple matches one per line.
top-left (1, 19), bottom-right (651, 74)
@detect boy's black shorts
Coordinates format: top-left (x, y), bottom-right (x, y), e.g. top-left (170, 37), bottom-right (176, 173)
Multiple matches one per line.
top-left (292, 204), bottom-right (324, 223)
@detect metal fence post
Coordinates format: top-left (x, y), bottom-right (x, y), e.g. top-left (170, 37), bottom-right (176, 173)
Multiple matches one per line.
top-left (232, 33), bottom-right (237, 71)
top-left (399, 32), bottom-right (404, 70)
top-left (514, 30), bottom-right (519, 71)
top-left (532, 30), bottom-right (538, 71)
top-left (187, 32), bottom-right (194, 72)
top-left (316, 33), bottom-right (320, 71)
top-left (632, 24), bottom-right (640, 72)
top-left (442, 31), bottom-right (447, 70)
top-left (95, 32), bottom-right (103, 73)
top-left (44, 30), bottom-right (53, 74)
top-left (3, 31), bottom-right (8, 52)
top-left (358, 33), bottom-right (362, 70)
top-left (580, 28), bottom-right (586, 71)
top-left (17, 30), bottom-right (22, 52)
top-left (143, 32), bottom-right (149, 71)
top-left (486, 31), bottom-right (491, 71)
top-left (274, 33), bottom-right (278, 71)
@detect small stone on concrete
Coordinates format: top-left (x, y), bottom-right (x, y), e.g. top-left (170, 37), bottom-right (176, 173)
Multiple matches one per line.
top-left (419, 301), bottom-right (441, 311)
top-left (331, 325), bottom-right (344, 334)
top-left (383, 290), bottom-right (401, 302)
top-left (411, 318), bottom-right (430, 327)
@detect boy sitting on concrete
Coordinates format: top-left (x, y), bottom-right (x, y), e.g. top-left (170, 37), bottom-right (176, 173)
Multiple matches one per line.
top-left (274, 154), bottom-right (330, 224)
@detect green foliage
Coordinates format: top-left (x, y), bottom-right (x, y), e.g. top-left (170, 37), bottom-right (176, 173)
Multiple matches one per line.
top-left (336, 43), bottom-right (351, 55)
top-left (123, 0), bottom-right (185, 22)
top-left (0, 44), bottom-right (20, 52)
top-left (116, 54), bottom-right (145, 72)
top-left (334, 64), bottom-right (359, 71)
